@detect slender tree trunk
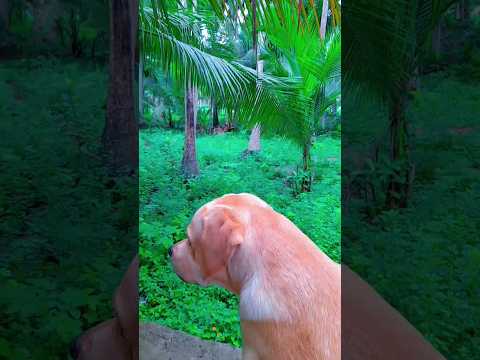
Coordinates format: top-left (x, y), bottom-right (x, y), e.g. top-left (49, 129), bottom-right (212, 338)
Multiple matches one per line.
top-left (139, 53), bottom-right (144, 120)
top-left (320, 0), bottom-right (328, 39)
top-left (432, 19), bottom-right (442, 60)
top-left (211, 97), bottom-right (219, 130)
top-left (301, 140), bottom-right (313, 192)
top-left (245, 0), bottom-right (261, 154)
top-left (247, 123), bottom-right (261, 152)
top-left (386, 90), bottom-right (410, 209)
top-left (168, 108), bottom-right (173, 128)
top-left (408, 66), bottom-right (420, 91)
top-left (0, 0), bottom-right (9, 34)
top-left (229, 108), bottom-right (238, 129)
top-left (246, 59), bottom-right (263, 154)
top-left (331, 101), bottom-right (337, 127)
top-left (456, 0), bottom-right (469, 21)
top-left (181, 81), bottom-right (199, 178)
top-left (102, 0), bottom-right (138, 174)
top-left (463, 0), bottom-right (470, 20)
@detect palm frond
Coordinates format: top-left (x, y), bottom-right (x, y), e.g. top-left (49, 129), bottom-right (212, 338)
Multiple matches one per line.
top-left (140, 4), bottom-right (304, 130)
top-left (343, 0), bottom-right (458, 107)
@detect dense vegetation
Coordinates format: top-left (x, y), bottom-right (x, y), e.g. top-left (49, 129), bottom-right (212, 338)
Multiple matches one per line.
top-left (343, 71), bottom-right (480, 359)
top-left (0, 60), bottom-right (135, 359)
top-left (342, 4), bottom-right (480, 357)
top-left (1, 0), bottom-right (139, 358)
top-left (139, 130), bottom-right (340, 346)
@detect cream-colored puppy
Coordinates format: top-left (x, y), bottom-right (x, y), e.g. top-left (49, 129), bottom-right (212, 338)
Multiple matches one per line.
top-left (170, 193), bottom-right (446, 360)
top-left (170, 193), bottom-right (340, 360)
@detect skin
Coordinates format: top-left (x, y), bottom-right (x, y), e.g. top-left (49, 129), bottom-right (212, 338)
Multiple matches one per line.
top-left (71, 256), bottom-right (138, 360)
top-left (171, 193), bottom-right (446, 360)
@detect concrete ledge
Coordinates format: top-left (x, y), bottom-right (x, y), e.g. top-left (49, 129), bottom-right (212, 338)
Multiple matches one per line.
top-left (140, 323), bottom-right (242, 360)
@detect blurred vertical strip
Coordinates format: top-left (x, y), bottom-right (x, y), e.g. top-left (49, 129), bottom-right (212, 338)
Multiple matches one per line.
top-left (0, 0), bottom-right (138, 358)
top-left (342, 0), bottom-right (479, 358)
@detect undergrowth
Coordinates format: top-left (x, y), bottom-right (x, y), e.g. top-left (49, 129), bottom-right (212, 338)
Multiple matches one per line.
top-left (0, 58), bottom-right (134, 359)
top-left (343, 73), bottom-right (480, 359)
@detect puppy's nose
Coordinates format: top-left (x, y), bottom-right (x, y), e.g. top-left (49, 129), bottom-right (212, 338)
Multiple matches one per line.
top-left (168, 246), bottom-right (173, 257)
top-left (69, 336), bottom-right (80, 359)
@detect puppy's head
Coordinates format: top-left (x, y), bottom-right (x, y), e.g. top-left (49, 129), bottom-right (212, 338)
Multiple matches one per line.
top-left (170, 203), bottom-right (245, 294)
top-left (71, 256), bottom-right (138, 360)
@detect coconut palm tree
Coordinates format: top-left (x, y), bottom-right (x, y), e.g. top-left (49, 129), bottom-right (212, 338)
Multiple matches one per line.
top-left (252, 1), bottom-right (341, 191)
top-left (342, 0), bottom-right (458, 208)
top-left (103, 0), bottom-right (138, 174)
top-left (139, 0), bottom-right (296, 177)
top-left (140, 0), bottom-right (340, 188)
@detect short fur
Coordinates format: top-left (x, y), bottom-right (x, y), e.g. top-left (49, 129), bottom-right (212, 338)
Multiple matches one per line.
top-left (171, 193), bottom-right (339, 360)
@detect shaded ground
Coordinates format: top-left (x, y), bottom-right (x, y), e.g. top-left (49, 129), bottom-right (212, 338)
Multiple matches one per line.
top-left (140, 323), bottom-right (241, 360)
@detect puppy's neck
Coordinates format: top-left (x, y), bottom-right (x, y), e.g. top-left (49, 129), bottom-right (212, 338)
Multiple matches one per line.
top-left (231, 227), bottom-right (338, 324)
top-left (239, 271), bottom-right (293, 322)
top-left (230, 242), bottom-right (293, 322)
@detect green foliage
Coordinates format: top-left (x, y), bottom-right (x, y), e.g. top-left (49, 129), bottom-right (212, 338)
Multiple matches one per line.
top-left (139, 130), bottom-right (340, 347)
top-left (343, 72), bottom-right (480, 359)
top-left (2, 0), bottom-right (108, 58)
top-left (0, 59), bottom-right (133, 359)
top-left (197, 104), bottom-right (211, 130)
top-left (254, 2), bottom-right (341, 149)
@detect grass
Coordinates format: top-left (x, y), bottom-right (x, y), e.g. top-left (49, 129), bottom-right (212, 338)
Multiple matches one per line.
top-left (139, 130), bottom-right (341, 347)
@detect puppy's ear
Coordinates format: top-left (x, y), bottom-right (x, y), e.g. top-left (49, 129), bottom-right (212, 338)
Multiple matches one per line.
top-left (208, 205), bottom-right (244, 239)
top-left (201, 205), bottom-right (245, 261)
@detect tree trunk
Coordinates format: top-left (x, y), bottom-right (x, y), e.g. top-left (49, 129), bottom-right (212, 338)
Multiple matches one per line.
top-left (301, 141), bottom-right (313, 192)
top-left (320, 0), bottom-right (328, 39)
top-left (139, 53), bottom-right (144, 121)
top-left (386, 91), bottom-right (410, 209)
top-left (0, 0), bottom-right (8, 34)
top-left (211, 97), bottom-right (219, 130)
top-left (102, 0), bottom-right (138, 174)
top-left (181, 82), bottom-right (199, 178)
top-left (229, 108), bottom-right (238, 129)
top-left (168, 108), bottom-right (173, 128)
top-left (432, 20), bottom-right (442, 60)
top-left (247, 123), bottom-right (261, 152)
top-left (244, 4), bottom-right (262, 155)
top-left (408, 66), bottom-right (420, 91)
top-left (456, 0), bottom-right (469, 21)
top-left (246, 60), bottom-right (263, 155)
top-left (463, 0), bottom-right (470, 20)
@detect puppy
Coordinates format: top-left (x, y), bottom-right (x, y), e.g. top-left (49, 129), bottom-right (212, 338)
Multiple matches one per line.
top-left (70, 255), bottom-right (139, 360)
top-left (170, 193), bottom-right (340, 360)
top-left (170, 193), bottom-right (446, 360)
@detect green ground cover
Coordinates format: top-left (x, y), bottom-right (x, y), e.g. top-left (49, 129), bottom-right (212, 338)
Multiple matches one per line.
top-left (0, 59), bottom-right (134, 359)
